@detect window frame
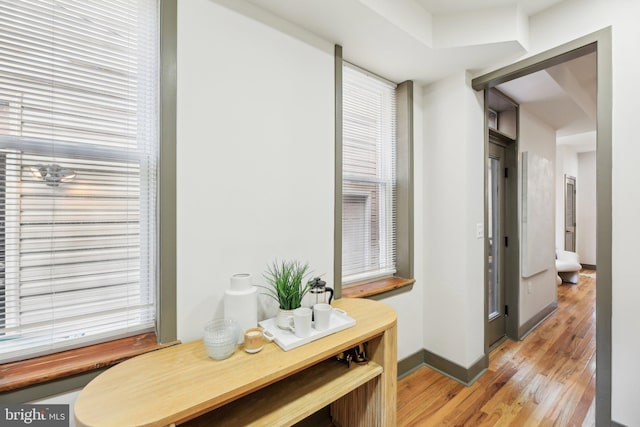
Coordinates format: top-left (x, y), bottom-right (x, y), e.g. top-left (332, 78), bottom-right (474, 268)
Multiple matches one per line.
top-left (0, 0), bottom-right (177, 402)
top-left (334, 46), bottom-right (414, 299)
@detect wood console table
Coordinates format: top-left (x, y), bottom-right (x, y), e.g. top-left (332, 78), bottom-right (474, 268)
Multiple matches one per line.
top-left (74, 298), bottom-right (397, 426)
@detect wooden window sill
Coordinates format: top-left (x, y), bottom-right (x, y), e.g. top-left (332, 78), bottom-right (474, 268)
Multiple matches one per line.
top-left (342, 276), bottom-right (415, 299)
top-left (0, 333), bottom-right (180, 393)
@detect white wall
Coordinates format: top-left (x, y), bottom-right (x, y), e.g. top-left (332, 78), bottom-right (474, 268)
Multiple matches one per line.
top-left (176, 0), bottom-right (335, 342)
top-left (176, 0), bottom-right (425, 361)
top-left (554, 144), bottom-right (578, 251)
top-left (422, 71), bottom-right (484, 368)
top-left (577, 151), bottom-right (596, 265)
top-left (518, 107), bottom-right (557, 327)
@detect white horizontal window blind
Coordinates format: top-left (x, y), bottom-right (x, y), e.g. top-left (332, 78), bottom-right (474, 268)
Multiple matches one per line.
top-left (0, 0), bottom-right (159, 362)
top-left (342, 63), bottom-right (397, 285)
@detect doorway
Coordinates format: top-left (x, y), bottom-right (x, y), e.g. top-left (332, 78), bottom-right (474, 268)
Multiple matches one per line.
top-left (564, 175), bottom-right (577, 251)
top-left (485, 89), bottom-right (519, 345)
top-left (487, 142), bottom-right (505, 347)
top-left (472, 29), bottom-right (612, 425)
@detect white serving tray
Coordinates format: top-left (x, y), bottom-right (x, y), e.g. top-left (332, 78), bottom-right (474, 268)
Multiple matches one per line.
top-left (259, 309), bottom-right (356, 351)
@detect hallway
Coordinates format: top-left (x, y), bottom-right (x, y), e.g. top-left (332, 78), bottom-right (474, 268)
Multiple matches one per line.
top-left (398, 271), bottom-right (596, 426)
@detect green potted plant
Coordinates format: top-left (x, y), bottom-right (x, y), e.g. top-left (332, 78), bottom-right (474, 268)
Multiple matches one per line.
top-left (261, 259), bottom-right (313, 329)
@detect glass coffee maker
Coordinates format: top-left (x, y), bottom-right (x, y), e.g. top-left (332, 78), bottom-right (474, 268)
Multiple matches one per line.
top-left (303, 277), bottom-right (334, 308)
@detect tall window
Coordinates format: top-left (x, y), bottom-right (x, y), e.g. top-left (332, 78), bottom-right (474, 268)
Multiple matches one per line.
top-left (342, 63), bottom-right (397, 285)
top-left (0, 0), bottom-right (159, 363)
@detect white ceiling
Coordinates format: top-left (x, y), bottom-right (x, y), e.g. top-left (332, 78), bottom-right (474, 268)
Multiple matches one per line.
top-left (246, 0), bottom-right (568, 84)
top-left (243, 0), bottom-right (594, 140)
top-left (497, 52), bottom-right (597, 140)
top-left (416, 0), bottom-right (565, 15)
top-left (245, 0), bottom-right (537, 84)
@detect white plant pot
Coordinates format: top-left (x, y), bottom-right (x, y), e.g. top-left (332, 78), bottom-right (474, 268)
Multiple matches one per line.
top-left (276, 308), bottom-right (295, 330)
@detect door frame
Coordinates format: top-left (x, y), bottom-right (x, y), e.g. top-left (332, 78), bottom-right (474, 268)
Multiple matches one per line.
top-left (564, 175), bottom-right (577, 252)
top-left (472, 28), bottom-right (612, 425)
top-left (486, 138), bottom-right (518, 348)
top-left (486, 129), bottom-right (519, 346)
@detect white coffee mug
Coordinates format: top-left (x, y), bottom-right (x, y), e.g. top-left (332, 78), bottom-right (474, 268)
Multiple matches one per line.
top-left (313, 303), bottom-right (332, 330)
top-left (292, 307), bottom-right (312, 338)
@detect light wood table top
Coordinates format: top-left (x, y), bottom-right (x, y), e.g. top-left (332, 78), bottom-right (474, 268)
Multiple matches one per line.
top-left (74, 298), bottom-right (396, 427)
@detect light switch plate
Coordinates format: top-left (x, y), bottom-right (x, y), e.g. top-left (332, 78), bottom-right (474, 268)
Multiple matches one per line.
top-left (476, 223), bottom-right (484, 239)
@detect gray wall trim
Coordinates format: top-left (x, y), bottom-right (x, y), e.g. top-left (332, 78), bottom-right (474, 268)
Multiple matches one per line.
top-left (483, 90), bottom-right (490, 355)
top-left (472, 27), bottom-right (612, 426)
top-left (423, 349), bottom-right (488, 386)
top-left (471, 41), bottom-right (596, 91)
top-left (503, 139), bottom-right (519, 342)
top-left (518, 301), bottom-right (558, 340)
top-left (333, 45), bottom-right (343, 299)
top-left (594, 27), bottom-right (613, 427)
top-left (483, 91), bottom-right (489, 354)
top-left (158, 0), bottom-right (177, 344)
top-left (0, 369), bottom-right (106, 404)
top-left (397, 349), bottom-right (487, 386)
top-left (397, 349), bottom-right (426, 379)
top-left (582, 264), bottom-right (596, 271)
top-left (334, 55), bottom-right (414, 297)
top-left (611, 421), bottom-right (628, 427)
top-left (395, 81), bottom-right (414, 279)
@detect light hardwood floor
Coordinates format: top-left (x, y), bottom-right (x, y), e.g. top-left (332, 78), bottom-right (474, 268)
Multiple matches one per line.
top-left (398, 271), bottom-right (596, 426)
